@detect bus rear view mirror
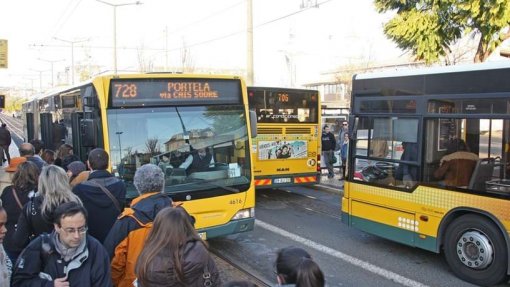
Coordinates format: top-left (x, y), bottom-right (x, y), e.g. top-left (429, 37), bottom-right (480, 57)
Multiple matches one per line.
top-left (249, 110), bottom-right (257, 138)
top-left (80, 119), bottom-right (98, 147)
top-left (83, 96), bottom-right (98, 108)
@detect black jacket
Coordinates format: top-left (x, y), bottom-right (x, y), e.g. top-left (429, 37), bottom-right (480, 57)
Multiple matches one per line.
top-left (13, 195), bottom-right (54, 252)
top-left (0, 185), bottom-right (36, 253)
top-left (321, 131), bottom-right (336, 151)
top-left (11, 233), bottom-right (113, 287)
top-left (72, 170), bottom-right (126, 243)
top-left (0, 127), bottom-right (11, 146)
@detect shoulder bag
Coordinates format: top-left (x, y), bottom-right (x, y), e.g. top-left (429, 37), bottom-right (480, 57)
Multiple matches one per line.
top-left (11, 188), bottom-right (23, 210)
top-left (90, 180), bottom-right (122, 213)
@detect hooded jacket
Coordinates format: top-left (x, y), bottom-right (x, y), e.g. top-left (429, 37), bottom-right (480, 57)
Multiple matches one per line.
top-left (103, 192), bottom-right (172, 287)
top-left (11, 232), bottom-right (113, 287)
top-left (72, 170), bottom-right (126, 243)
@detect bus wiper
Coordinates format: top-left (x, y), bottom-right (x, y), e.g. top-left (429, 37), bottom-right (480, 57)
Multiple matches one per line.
top-left (189, 178), bottom-right (240, 193)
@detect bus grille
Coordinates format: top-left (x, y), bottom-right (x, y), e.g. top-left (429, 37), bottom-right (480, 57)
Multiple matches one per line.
top-left (258, 127), bottom-right (283, 134)
top-left (286, 127), bottom-right (311, 134)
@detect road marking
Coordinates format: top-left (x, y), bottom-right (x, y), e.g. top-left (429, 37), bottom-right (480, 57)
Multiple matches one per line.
top-left (256, 220), bottom-right (430, 287)
top-left (316, 184), bottom-right (342, 192)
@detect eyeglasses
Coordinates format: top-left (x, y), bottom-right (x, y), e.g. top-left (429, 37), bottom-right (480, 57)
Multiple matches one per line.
top-left (62, 226), bottom-right (88, 235)
top-left (342, 123), bottom-right (348, 126)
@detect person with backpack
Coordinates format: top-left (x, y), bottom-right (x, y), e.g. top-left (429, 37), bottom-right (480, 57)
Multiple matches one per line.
top-left (12, 165), bottom-right (82, 253)
top-left (103, 164), bottom-right (172, 287)
top-left (11, 202), bottom-right (113, 287)
top-left (72, 148), bottom-right (126, 243)
top-left (0, 161), bottom-right (39, 263)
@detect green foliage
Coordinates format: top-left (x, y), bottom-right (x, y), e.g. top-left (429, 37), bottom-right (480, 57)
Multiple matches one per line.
top-left (375, 0), bottom-right (510, 64)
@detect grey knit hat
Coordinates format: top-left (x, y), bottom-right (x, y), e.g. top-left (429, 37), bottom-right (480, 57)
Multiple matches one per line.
top-left (67, 161), bottom-right (86, 176)
top-left (133, 164), bottom-right (165, 194)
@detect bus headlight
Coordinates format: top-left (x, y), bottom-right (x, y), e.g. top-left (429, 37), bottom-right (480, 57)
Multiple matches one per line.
top-left (232, 208), bottom-right (255, 220)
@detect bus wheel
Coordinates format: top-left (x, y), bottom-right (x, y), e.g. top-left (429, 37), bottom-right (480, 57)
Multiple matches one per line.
top-left (444, 214), bottom-right (509, 286)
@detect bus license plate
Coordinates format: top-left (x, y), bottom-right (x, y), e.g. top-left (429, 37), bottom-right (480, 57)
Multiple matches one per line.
top-left (273, 178), bottom-right (291, 184)
top-left (198, 232), bottom-right (207, 240)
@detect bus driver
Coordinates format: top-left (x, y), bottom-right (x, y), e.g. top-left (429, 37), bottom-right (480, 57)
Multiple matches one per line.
top-left (179, 148), bottom-right (215, 174)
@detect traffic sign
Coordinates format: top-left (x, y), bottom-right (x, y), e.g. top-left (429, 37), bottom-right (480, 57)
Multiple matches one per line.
top-left (0, 39), bottom-right (7, 69)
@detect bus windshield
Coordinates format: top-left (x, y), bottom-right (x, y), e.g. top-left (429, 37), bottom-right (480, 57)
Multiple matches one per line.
top-left (248, 88), bottom-right (318, 123)
top-left (107, 105), bottom-right (251, 197)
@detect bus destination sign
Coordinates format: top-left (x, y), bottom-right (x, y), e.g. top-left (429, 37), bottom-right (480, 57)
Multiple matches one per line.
top-left (111, 78), bottom-right (242, 107)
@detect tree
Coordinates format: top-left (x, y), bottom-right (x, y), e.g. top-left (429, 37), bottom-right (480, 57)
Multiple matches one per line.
top-left (375, 0), bottom-right (510, 64)
top-left (145, 138), bottom-right (159, 155)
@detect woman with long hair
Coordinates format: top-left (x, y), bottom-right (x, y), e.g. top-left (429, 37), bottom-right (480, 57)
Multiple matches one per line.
top-left (13, 165), bottom-right (82, 251)
top-left (0, 161), bottom-right (39, 263)
top-left (275, 246), bottom-right (325, 287)
top-left (135, 207), bottom-right (220, 287)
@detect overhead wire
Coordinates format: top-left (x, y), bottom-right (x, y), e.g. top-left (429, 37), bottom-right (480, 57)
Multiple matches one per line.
top-left (51, 0), bottom-right (84, 38)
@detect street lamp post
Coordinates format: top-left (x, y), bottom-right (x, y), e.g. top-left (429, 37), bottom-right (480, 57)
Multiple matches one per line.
top-left (116, 131), bottom-right (123, 163)
top-left (53, 37), bottom-right (88, 85)
top-left (38, 58), bottom-right (64, 88)
top-left (96, 0), bottom-right (143, 75)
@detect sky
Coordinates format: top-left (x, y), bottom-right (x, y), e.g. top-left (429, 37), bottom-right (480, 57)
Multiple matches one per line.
top-left (0, 0), bottom-right (406, 92)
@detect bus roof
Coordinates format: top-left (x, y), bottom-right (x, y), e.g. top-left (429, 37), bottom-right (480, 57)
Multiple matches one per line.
top-left (354, 61), bottom-right (510, 80)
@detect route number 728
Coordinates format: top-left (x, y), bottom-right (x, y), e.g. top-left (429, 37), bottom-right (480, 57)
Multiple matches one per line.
top-left (114, 84), bottom-right (137, 98)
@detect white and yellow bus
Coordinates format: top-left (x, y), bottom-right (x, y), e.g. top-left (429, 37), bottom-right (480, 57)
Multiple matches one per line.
top-left (342, 63), bottom-right (510, 286)
top-left (23, 74), bottom-right (256, 239)
top-left (248, 87), bottom-right (321, 188)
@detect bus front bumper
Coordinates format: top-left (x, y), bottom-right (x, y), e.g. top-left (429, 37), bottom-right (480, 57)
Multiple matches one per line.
top-left (197, 218), bottom-right (255, 240)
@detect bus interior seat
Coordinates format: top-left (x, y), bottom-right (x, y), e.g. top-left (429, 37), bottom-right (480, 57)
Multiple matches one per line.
top-left (468, 158), bottom-right (496, 191)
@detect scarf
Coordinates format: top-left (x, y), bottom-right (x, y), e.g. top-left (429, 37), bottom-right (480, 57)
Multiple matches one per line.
top-left (53, 231), bottom-right (87, 262)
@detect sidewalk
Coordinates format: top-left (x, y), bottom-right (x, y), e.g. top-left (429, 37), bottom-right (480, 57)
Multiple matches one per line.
top-left (317, 169), bottom-right (345, 191)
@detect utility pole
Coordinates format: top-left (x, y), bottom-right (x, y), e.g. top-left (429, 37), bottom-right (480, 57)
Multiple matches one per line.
top-left (96, 0), bottom-right (143, 75)
top-left (30, 69), bottom-right (48, 92)
top-left (38, 58), bottom-right (64, 88)
top-left (246, 0), bottom-right (254, 86)
top-left (53, 37), bottom-right (89, 85)
top-left (165, 26), bottom-right (169, 71)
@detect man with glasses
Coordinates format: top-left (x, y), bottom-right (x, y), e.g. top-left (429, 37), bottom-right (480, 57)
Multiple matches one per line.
top-left (11, 202), bottom-right (113, 287)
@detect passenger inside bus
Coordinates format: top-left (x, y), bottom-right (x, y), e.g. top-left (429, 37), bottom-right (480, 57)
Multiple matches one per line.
top-left (433, 138), bottom-right (479, 187)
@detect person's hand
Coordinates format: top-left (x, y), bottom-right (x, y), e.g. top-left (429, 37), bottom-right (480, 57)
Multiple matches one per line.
top-left (54, 276), bottom-right (69, 287)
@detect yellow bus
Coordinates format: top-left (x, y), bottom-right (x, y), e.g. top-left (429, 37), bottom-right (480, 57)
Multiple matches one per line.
top-left (23, 74), bottom-right (256, 239)
top-left (342, 63), bottom-right (510, 286)
top-left (248, 87), bottom-right (320, 188)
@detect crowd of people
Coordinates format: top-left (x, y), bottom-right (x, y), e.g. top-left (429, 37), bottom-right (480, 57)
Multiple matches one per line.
top-left (0, 138), bottom-right (326, 286)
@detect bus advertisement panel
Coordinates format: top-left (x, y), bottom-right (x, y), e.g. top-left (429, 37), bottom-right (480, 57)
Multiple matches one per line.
top-left (342, 63), bottom-right (510, 286)
top-left (248, 87), bottom-right (320, 188)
